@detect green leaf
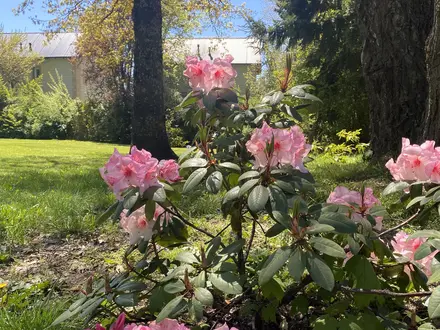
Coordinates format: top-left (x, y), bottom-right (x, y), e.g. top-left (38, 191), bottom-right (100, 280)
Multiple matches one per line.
top-left (123, 192), bottom-right (139, 209)
top-left (345, 255), bottom-right (381, 289)
top-left (96, 201), bottom-right (118, 225)
top-left (306, 224), bottom-right (335, 235)
top-left (163, 279), bottom-right (186, 294)
top-left (318, 213), bottom-right (357, 234)
top-left (218, 162), bottom-right (241, 172)
top-left (194, 287), bottom-right (214, 306)
top-left (209, 272), bottom-right (243, 294)
top-left (183, 168), bottom-right (208, 194)
top-left (175, 251), bottom-right (199, 264)
top-left (145, 199), bottom-right (156, 220)
top-left (409, 230), bottom-right (440, 239)
top-left (306, 252), bottom-right (335, 291)
top-left (428, 287), bottom-right (440, 319)
top-left (270, 91), bottom-right (284, 105)
top-left (428, 269), bottom-right (440, 285)
top-left (144, 186), bottom-right (167, 203)
top-left (261, 278), bottom-right (285, 302)
top-left (117, 281), bottom-right (148, 292)
top-left (414, 242), bottom-right (435, 260)
top-left (189, 297), bottom-right (204, 321)
top-left (310, 237), bottom-right (346, 258)
top-left (368, 205), bottom-right (389, 218)
top-left (248, 185), bottom-right (270, 212)
top-left (114, 293), bottom-right (138, 307)
top-left (162, 265), bottom-right (195, 282)
top-left (181, 158), bottom-right (208, 169)
top-left (238, 171), bottom-right (260, 182)
top-left (259, 247), bottom-right (292, 285)
top-left (238, 178), bottom-right (259, 197)
top-left (406, 196), bottom-right (425, 209)
top-left (274, 180), bottom-right (295, 194)
top-left (193, 271), bottom-right (206, 288)
top-left (313, 315), bottom-right (339, 330)
top-left (266, 222), bottom-right (287, 237)
top-left (268, 185), bottom-right (288, 213)
top-left (206, 171), bottom-right (223, 194)
top-left (288, 248), bottom-right (306, 282)
top-left (206, 236), bottom-right (222, 265)
top-left (219, 239), bottom-right (245, 255)
top-left (156, 295), bottom-right (186, 323)
top-left (223, 186), bottom-right (240, 204)
top-left (419, 323), bottom-right (436, 330)
top-left (178, 146), bottom-right (196, 163)
top-left (382, 181), bottom-right (410, 196)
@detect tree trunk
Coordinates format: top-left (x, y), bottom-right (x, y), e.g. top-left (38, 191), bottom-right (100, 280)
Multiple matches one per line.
top-left (131, 0), bottom-right (177, 159)
top-left (424, 0), bottom-right (440, 141)
top-left (357, 0), bottom-right (433, 155)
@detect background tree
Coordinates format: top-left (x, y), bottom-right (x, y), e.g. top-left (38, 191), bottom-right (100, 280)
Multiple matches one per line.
top-left (0, 31), bottom-right (42, 89)
top-left (249, 0), bottom-right (368, 142)
top-left (356, 0), bottom-right (434, 156)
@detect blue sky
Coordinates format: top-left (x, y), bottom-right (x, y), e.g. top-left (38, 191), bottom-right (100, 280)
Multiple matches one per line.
top-left (0, 0), bottom-right (270, 37)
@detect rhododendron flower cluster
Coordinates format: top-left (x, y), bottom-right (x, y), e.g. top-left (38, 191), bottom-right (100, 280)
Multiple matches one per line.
top-left (120, 205), bottom-right (171, 245)
top-left (386, 138), bottom-right (440, 182)
top-left (183, 55), bottom-right (237, 93)
top-left (245, 122), bottom-right (311, 171)
top-left (88, 313), bottom-right (238, 330)
top-left (391, 231), bottom-right (437, 276)
top-left (99, 147), bottom-right (181, 200)
top-left (327, 186), bottom-right (383, 230)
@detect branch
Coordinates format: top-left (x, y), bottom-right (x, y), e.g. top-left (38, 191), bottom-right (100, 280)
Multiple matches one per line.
top-left (244, 217), bottom-right (257, 262)
top-left (281, 275), bottom-right (313, 305)
top-left (378, 211), bottom-right (420, 238)
top-left (339, 285), bottom-right (432, 297)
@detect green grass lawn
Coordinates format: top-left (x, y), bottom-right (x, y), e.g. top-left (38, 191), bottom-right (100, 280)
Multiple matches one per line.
top-left (0, 138), bottom-right (185, 243)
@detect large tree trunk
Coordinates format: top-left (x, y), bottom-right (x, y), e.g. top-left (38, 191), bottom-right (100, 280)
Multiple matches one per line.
top-left (424, 0), bottom-right (440, 141)
top-left (357, 0), bottom-right (433, 156)
top-left (131, 0), bottom-right (177, 159)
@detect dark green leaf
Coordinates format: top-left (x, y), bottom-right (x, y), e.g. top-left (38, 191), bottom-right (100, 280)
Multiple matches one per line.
top-left (189, 297), bottom-right (204, 321)
top-left (306, 252), bottom-right (334, 291)
top-left (156, 295), bottom-right (186, 323)
top-left (206, 236), bottom-right (222, 265)
top-left (268, 185), bottom-right (288, 213)
top-left (345, 255), bottom-right (381, 289)
top-left (288, 248), bottom-right (306, 282)
top-left (194, 287), bottom-right (214, 306)
top-left (223, 186), bottom-right (240, 204)
top-left (219, 239), bottom-right (245, 255)
top-left (310, 237), bottom-right (346, 258)
top-left (306, 224), bottom-right (335, 234)
top-left (274, 180), bottom-right (296, 194)
top-left (114, 293), bottom-right (138, 307)
top-left (218, 162), bottom-right (241, 172)
top-left (259, 247), bottom-right (292, 285)
top-left (183, 168), bottom-right (208, 194)
top-left (415, 242), bottom-right (435, 260)
top-left (193, 270), bottom-right (206, 288)
top-left (266, 222), bottom-right (287, 237)
top-left (123, 193), bottom-right (139, 210)
top-left (409, 230), bottom-right (440, 239)
top-left (261, 278), bottom-right (284, 302)
top-left (144, 186), bottom-right (167, 203)
top-left (382, 182), bottom-right (410, 196)
top-left (238, 171), bottom-right (260, 182)
top-left (428, 287), bottom-right (440, 319)
top-left (318, 213), bottom-right (357, 234)
top-left (248, 185), bottom-right (270, 212)
top-left (206, 171), bottom-right (223, 194)
top-left (117, 281), bottom-right (148, 292)
top-left (209, 272), bottom-right (242, 294)
top-left (313, 315), bottom-right (339, 330)
top-left (164, 279), bottom-right (186, 294)
top-left (162, 265), bottom-right (195, 282)
top-left (406, 196), bottom-right (426, 209)
top-left (176, 251), bottom-right (199, 264)
top-left (181, 158), bottom-right (208, 169)
top-left (238, 178), bottom-right (259, 197)
top-left (96, 201), bottom-right (118, 225)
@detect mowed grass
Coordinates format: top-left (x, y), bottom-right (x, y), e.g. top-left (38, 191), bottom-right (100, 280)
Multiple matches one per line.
top-left (0, 138), bottom-right (185, 244)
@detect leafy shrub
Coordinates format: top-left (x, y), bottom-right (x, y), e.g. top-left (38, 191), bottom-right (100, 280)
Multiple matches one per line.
top-left (54, 55), bottom-right (440, 330)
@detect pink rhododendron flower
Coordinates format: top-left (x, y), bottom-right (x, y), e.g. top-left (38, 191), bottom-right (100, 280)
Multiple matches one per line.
top-left (391, 231), bottom-right (437, 276)
top-left (245, 122), bottom-right (311, 171)
top-left (327, 186), bottom-right (383, 230)
top-left (386, 138), bottom-right (440, 182)
top-left (184, 55), bottom-right (237, 93)
top-left (158, 160), bottom-right (182, 183)
top-left (214, 324), bottom-right (239, 330)
top-left (100, 148), bottom-right (181, 199)
top-left (149, 318), bottom-right (190, 330)
top-left (120, 205), bottom-right (171, 245)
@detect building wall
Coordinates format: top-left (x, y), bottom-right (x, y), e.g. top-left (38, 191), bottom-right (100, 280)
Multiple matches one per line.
top-left (38, 58), bottom-right (79, 99)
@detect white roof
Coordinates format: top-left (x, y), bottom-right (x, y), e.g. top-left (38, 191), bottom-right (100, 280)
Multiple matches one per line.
top-left (3, 33), bottom-right (261, 64)
top-left (183, 38), bottom-right (261, 64)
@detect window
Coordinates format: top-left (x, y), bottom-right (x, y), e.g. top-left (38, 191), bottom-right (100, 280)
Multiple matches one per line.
top-left (32, 67), bottom-right (41, 79)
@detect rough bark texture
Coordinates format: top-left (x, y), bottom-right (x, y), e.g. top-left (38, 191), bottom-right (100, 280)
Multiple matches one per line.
top-left (131, 0), bottom-right (177, 160)
top-left (424, 0), bottom-right (440, 141)
top-left (357, 0), bottom-right (433, 155)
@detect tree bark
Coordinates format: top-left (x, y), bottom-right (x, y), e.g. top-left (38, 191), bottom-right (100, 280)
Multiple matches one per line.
top-left (424, 0), bottom-right (440, 141)
top-left (131, 0), bottom-right (177, 159)
top-left (357, 0), bottom-right (433, 156)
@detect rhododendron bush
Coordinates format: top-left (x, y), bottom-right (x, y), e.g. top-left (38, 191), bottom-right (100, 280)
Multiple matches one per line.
top-left (55, 55), bottom-right (440, 329)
